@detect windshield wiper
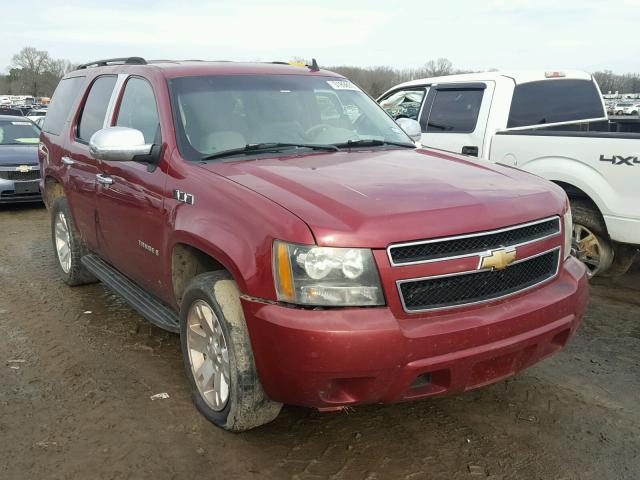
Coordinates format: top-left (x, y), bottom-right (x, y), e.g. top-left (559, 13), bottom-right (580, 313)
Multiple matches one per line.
top-left (201, 142), bottom-right (339, 161)
top-left (331, 139), bottom-right (415, 149)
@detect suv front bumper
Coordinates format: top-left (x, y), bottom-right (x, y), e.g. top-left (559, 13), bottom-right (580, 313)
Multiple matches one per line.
top-left (242, 257), bottom-right (588, 408)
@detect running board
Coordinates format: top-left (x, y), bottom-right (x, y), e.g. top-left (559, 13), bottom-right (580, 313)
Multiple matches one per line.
top-left (81, 254), bottom-right (180, 333)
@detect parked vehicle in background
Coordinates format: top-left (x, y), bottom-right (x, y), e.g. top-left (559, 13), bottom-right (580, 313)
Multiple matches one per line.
top-left (0, 106), bottom-right (24, 117)
top-left (613, 102), bottom-right (639, 115)
top-left (380, 70), bottom-right (639, 277)
top-left (40, 57), bottom-right (587, 431)
top-left (15, 106), bottom-right (33, 116)
top-left (26, 108), bottom-right (47, 122)
top-left (0, 115), bottom-right (42, 203)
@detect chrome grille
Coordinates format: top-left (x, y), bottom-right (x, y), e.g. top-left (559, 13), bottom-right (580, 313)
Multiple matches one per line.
top-left (388, 216), bottom-right (560, 266)
top-left (0, 170), bottom-right (40, 181)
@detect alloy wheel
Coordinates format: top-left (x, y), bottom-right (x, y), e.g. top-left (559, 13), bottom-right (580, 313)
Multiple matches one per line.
top-left (573, 223), bottom-right (613, 278)
top-left (186, 300), bottom-right (230, 411)
top-left (54, 212), bottom-right (72, 274)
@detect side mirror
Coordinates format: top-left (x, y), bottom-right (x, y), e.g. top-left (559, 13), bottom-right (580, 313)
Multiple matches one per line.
top-left (395, 118), bottom-right (422, 142)
top-left (89, 126), bottom-right (152, 161)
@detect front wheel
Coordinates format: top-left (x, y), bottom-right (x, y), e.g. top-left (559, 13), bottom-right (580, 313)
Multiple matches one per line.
top-left (180, 271), bottom-right (282, 431)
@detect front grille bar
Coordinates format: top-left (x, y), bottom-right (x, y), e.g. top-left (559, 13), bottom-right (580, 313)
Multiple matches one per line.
top-left (387, 216), bottom-right (561, 266)
top-left (0, 170), bottom-right (41, 181)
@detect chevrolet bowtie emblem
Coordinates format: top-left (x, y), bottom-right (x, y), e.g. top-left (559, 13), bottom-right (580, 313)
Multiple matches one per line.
top-left (479, 247), bottom-right (516, 270)
top-left (16, 165), bottom-right (32, 173)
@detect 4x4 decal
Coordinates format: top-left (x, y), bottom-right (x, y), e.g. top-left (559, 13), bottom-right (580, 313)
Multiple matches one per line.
top-left (599, 155), bottom-right (640, 166)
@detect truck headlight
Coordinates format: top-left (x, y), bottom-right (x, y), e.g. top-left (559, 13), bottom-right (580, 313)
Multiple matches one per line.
top-left (273, 241), bottom-right (384, 306)
top-left (563, 207), bottom-right (573, 259)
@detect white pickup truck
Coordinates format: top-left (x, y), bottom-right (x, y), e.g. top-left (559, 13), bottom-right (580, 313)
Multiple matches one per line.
top-left (379, 70), bottom-right (639, 277)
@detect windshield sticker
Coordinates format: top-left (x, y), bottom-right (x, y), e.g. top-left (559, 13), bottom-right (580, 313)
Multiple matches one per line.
top-left (14, 138), bottom-right (39, 144)
top-left (327, 80), bottom-right (360, 91)
top-left (11, 121), bottom-right (32, 125)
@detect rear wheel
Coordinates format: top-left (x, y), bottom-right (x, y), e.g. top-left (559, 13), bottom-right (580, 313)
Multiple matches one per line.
top-left (51, 197), bottom-right (96, 286)
top-left (602, 244), bottom-right (638, 277)
top-left (572, 222), bottom-right (613, 277)
top-left (570, 198), bottom-right (636, 278)
top-left (180, 271), bottom-right (282, 431)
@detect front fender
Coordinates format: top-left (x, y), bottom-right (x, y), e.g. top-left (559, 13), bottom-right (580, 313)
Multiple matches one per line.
top-left (165, 165), bottom-right (315, 301)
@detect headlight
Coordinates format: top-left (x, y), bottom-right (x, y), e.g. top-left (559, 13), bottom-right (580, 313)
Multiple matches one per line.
top-left (563, 207), bottom-right (573, 259)
top-left (273, 241), bottom-right (384, 306)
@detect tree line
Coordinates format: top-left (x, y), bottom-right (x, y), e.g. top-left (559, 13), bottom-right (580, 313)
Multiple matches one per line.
top-left (0, 47), bottom-right (74, 97)
top-left (2, 47), bottom-right (640, 99)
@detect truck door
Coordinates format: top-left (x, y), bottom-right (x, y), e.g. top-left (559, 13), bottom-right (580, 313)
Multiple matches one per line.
top-left (64, 75), bottom-right (118, 251)
top-left (418, 82), bottom-right (494, 157)
top-left (94, 76), bottom-right (168, 299)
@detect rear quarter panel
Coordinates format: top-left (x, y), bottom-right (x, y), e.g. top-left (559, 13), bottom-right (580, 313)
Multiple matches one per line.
top-left (489, 133), bottom-right (640, 242)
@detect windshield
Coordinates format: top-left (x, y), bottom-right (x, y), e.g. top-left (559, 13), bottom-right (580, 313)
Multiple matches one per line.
top-left (168, 74), bottom-right (412, 161)
top-left (0, 120), bottom-right (40, 145)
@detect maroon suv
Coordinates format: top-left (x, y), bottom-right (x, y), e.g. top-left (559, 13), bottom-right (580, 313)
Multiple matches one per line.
top-left (39, 57), bottom-right (588, 431)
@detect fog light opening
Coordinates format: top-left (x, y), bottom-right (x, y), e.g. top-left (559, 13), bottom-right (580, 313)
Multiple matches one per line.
top-left (410, 373), bottom-right (432, 389)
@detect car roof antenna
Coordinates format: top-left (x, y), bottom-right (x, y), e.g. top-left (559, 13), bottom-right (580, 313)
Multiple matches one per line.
top-left (309, 58), bottom-right (320, 72)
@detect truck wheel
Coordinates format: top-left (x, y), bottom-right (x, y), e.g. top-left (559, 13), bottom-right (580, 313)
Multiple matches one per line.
top-left (570, 198), bottom-right (614, 278)
top-left (50, 197), bottom-right (96, 286)
top-left (601, 244), bottom-right (638, 277)
top-left (180, 271), bottom-right (282, 431)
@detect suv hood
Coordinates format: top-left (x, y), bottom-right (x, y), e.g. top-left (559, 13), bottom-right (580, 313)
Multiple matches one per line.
top-left (0, 144), bottom-right (38, 166)
top-left (203, 148), bottom-right (566, 248)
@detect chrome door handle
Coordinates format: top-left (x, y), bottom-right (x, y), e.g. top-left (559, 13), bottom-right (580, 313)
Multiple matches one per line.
top-left (61, 156), bottom-right (75, 166)
top-left (96, 173), bottom-right (114, 185)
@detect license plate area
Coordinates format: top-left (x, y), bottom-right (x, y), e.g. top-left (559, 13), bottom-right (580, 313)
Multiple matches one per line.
top-left (14, 180), bottom-right (40, 194)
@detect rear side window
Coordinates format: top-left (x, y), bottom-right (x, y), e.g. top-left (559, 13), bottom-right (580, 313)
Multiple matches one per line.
top-left (508, 79), bottom-right (605, 128)
top-left (77, 76), bottom-right (117, 142)
top-left (115, 77), bottom-right (161, 144)
top-left (43, 76), bottom-right (85, 135)
top-left (426, 89), bottom-right (484, 133)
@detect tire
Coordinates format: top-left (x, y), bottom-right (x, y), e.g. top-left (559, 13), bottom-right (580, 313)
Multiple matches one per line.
top-left (602, 243), bottom-right (638, 277)
top-left (632, 111), bottom-right (638, 116)
top-left (50, 197), bottom-right (97, 286)
top-left (179, 271), bottom-right (282, 431)
top-left (570, 198), bottom-right (615, 278)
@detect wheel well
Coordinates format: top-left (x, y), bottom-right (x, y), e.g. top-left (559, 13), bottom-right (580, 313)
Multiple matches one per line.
top-left (171, 243), bottom-right (226, 306)
top-left (552, 181), bottom-right (601, 211)
top-left (44, 176), bottom-right (65, 208)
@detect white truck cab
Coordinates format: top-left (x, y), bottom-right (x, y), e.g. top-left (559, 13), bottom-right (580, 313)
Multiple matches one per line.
top-left (380, 71), bottom-right (639, 277)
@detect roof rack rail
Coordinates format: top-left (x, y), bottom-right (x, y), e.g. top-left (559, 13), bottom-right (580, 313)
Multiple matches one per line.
top-left (76, 57), bottom-right (147, 70)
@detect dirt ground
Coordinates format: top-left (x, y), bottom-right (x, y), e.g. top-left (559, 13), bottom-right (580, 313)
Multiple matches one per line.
top-left (1, 204), bottom-right (639, 480)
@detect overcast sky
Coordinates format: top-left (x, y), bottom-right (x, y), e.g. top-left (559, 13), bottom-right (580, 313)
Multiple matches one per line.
top-left (1, 0), bottom-right (639, 73)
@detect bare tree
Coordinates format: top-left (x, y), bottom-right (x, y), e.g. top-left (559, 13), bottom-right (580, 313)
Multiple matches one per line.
top-left (2, 47), bottom-right (73, 96)
top-left (11, 47), bottom-right (52, 96)
top-left (423, 58), bottom-right (454, 77)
